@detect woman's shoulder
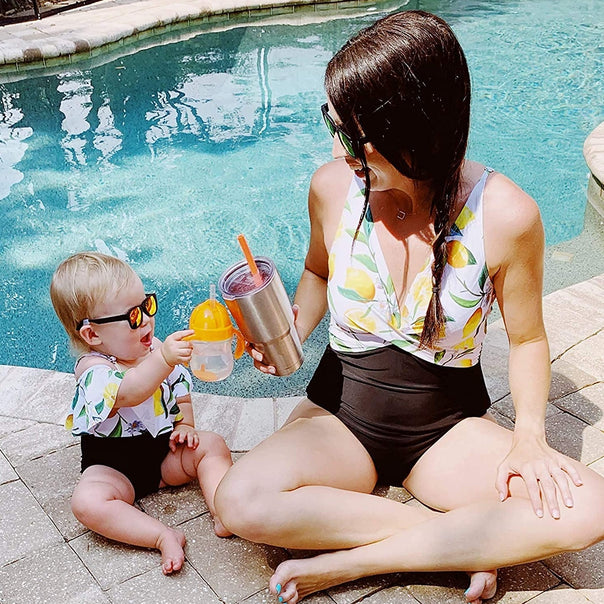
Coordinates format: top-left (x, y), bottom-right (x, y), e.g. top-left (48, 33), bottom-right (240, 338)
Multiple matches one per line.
top-left (480, 165), bottom-right (544, 272)
top-left (310, 159), bottom-right (353, 201)
top-left (482, 168), bottom-right (542, 238)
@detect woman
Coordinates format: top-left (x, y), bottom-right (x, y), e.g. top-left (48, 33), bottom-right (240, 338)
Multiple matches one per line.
top-left (214, 10), bottom-right (604, 603)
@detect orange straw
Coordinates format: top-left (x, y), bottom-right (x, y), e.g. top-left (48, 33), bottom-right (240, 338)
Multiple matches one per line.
top-left (237, 234), bottom-right (263, 287)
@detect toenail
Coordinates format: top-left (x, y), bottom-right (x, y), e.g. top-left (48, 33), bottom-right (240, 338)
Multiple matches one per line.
top-left (276, 584), bottom-right (282, 594)
top-left (278, 598), bottom-right (283, 603)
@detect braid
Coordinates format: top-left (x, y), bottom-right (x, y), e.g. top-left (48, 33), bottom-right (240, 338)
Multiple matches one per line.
top-left (419, 176), bottom-right (460, 349)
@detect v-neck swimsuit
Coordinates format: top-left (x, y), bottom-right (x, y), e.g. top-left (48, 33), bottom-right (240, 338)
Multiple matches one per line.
top-left (307, 168), bottom-right (495, 484)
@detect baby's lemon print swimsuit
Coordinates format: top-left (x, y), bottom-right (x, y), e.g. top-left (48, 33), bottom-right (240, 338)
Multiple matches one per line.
top-left (308, 167), bottom-right (495, 485)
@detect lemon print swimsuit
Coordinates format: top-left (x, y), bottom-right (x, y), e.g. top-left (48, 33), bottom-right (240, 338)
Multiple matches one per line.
top-left (67, 352), bottom-right (192, 498)
top-left (307, 167), bottom-right (495, 485)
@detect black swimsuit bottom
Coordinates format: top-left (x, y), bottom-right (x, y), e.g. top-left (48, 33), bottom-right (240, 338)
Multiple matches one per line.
top-left (80, 431), bottom-right (172, 499)
top-left (306, 344), bottom-right (491, 485)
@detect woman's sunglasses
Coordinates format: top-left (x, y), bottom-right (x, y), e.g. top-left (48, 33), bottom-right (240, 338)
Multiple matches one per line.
top-left (77, 293), bottom-right (158, 330)
top-left (321, 103), bottom-right (368, 159)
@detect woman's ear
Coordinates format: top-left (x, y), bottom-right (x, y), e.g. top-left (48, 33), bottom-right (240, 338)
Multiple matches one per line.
top-left (79, 324), bottom-right (102, 347)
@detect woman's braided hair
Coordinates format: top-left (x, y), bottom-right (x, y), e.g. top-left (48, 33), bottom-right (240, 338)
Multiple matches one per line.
top-left (325, 10), bottom-right (471, 348)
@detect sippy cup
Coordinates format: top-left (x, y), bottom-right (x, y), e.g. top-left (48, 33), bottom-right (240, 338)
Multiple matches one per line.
top-left (187, 285), bottom-right (245, 382)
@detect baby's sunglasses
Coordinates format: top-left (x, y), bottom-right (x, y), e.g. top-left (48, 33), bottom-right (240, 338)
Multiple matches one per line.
top-left (77, 293), bottom-right (158, 330)
top-left (321, 103), bottom-right (368, 159)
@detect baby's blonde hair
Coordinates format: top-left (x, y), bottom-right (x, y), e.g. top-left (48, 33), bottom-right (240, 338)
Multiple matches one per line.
top-left (50, 252), bottom-right (139, 354)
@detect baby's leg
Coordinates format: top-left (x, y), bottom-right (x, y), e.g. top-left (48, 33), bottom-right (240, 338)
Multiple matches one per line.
top-left (161, 431), bottom-right (233, 536)
top-left (72, 465), bottom-right (186, 574)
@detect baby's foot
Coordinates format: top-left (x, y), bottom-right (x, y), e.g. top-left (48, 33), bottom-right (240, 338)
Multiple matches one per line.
top-left (269, 554), bottom-right (355, 604)
top-left (156, 527), bottom-right (186, 575)
top-left (213, 516), bottom-right (232, 538)
top-left (465, 569), bottom-right (498, 603)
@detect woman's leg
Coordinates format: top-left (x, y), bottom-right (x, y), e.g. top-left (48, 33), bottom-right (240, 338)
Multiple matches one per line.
top-left (215, 399), bottom-right (439, 549)
top-left (270, 417), bottom-right (604, 603)
top-left (161, 430), bottom-right (233, 536)
top-left (71, 465), bottom-right (186, 574)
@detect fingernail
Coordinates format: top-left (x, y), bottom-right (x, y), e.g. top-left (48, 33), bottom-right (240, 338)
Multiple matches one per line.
top-left (537, 509), bottom-right (543, 518)
top-left (566, 499), bottom-right (573, 507)
top-left (279, 598), bottom-right (283, 603)
top-left (276, 584), bottom-right (282, 594)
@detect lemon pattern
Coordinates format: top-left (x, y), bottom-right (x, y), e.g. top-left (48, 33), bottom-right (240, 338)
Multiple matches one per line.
top-left (328, 168), bottom-right (495, 367)
top-left (66, 361), bottom-right (189, 437)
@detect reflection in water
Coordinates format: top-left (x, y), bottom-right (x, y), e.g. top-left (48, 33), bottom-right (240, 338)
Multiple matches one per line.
top-left (0, 89), bottom-right (31, 199)
top-left (0, 1), bottom-right (602, 398)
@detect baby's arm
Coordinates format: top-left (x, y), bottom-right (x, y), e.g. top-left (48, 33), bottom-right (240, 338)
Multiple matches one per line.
top-left (169, 395), bottom-right (199, 451)
top-left (115, 329), bottom-right (194, 408)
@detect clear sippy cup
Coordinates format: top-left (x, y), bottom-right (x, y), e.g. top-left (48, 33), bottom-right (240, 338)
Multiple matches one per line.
top-left (187, 285), bottom-right (245, 382)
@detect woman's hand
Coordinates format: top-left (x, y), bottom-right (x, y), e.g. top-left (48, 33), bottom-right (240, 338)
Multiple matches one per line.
top-left (247, 305), bottom-right (300, 375)
top-left (495, 434), bottom-right (583, 518)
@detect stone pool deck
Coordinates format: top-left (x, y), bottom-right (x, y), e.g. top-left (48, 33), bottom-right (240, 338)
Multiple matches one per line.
top-left (1, 0), bottom-right (604, 602)
top-left (1, 274), bottom-right (603, 603)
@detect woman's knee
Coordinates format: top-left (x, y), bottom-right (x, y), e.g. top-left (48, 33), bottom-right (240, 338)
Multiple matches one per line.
top-left (214, 468), bottom-right (275, 542)
top-left (563, 473), bottom-right (604, 551)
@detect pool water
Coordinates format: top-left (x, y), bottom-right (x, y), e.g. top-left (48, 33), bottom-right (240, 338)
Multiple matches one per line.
top-left (0, 0), bottom-right (602, 397)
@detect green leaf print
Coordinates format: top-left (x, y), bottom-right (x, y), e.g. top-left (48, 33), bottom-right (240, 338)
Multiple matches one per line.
top-left (384, 275), bottom-right (396, 298)
top-left (95, 401), bottom-right (105, 415)
top-left (478, 264), bottom-right (489, 291)
top-left (450, 223), bottom-right (462, 237)
top-left (345, 228), bottom-right (368, 245)
top-left (84, 370), bottom-right (94, 388)
top-left (337, 286), bottom-right (372, 302)
top-left (434, 350), bottom-right (446, 363)
top-left (449, 292), bottom-right (481, 308)
top-left (353, 254), bottom-right (378, 273)
top-left (77, 406), bottom-right (87, 418)
top-left (157, 425), bottom-right (173, 436)
top-left (108, 421), bottom-right (122, 438)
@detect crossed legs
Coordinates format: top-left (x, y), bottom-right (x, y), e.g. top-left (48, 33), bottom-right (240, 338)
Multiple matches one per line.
top-left (215, 401), bottom-right (604, 602)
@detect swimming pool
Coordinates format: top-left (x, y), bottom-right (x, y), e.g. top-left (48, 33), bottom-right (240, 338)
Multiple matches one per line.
top-left (0, 0), bottom-right (602, 397)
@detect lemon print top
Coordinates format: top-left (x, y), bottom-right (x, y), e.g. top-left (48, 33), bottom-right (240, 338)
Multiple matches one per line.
top-left (65, 352), bottom-right (190, 437)
top-left (328, 167), bottom-right (495, 367)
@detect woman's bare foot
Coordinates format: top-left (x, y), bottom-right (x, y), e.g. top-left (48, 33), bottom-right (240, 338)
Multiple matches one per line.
top-left (213, 516), bottom-right (232, 538)
top-left (465, 570), bottom-right (498, 603)
top-left (269, 553), bottom-right (357, 604)
top-left (156, 527), bottom-right (186, 575)
top-left (269, 556), bottom-right (498, 604)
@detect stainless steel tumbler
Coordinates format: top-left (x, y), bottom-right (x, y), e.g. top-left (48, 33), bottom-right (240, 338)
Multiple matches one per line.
top-left (218, 257), bottom-right (304, 376)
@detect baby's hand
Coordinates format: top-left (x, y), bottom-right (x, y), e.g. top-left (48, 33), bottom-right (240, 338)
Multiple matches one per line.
top-left (170, 424), bottom-right (199, 451)
top-left (160, 330), bottom-right (194, 367)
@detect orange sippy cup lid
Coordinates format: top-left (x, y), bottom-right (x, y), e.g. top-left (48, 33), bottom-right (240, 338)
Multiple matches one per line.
top-left (188, 295), bottom-right (235, 342)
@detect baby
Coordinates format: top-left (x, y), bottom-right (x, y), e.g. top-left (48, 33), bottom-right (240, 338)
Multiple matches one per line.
top-left (50, 251), bottom-right (233, 574)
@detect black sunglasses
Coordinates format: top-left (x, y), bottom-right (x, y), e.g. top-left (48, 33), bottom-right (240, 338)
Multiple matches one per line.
top-left (77, 293), bottom-right (158, 330)
top-left (321, 103), bottom-right (368, 159)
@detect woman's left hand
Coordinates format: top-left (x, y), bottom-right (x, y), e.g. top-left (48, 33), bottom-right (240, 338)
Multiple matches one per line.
top-left (495, 435), bottom-right (583, 518)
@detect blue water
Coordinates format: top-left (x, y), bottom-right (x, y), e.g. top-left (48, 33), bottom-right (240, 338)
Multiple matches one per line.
top-left (0, 0), bottom-right (602, 396)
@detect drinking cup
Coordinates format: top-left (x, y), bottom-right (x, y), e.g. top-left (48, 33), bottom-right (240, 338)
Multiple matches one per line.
top-left (218, 257), bottom-right (303, 376)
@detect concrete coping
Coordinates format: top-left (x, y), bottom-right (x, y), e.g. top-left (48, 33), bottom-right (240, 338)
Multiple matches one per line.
top-left (584, 121), bottom-right (604, 218)
top-left (0, 0), bottom-right (400, 76)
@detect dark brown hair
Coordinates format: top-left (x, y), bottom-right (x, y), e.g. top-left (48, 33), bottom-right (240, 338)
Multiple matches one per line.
top-left (325, 10), bottom-right (471, 348)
